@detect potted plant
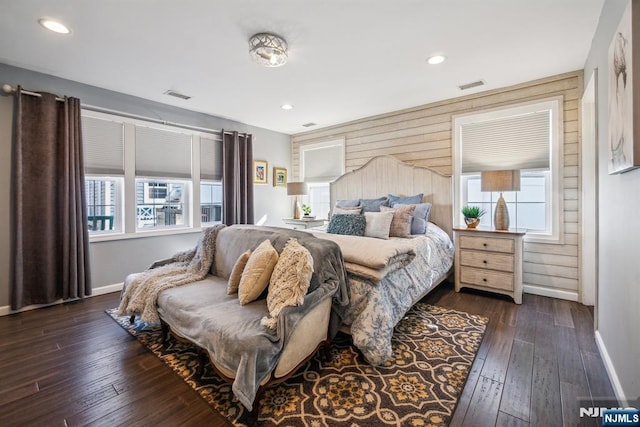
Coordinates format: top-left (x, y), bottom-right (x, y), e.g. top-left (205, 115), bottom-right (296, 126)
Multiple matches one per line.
top-left (461, 205), bottom-right (486, 229)
top-left (301, 204), bottom-right (312, 218)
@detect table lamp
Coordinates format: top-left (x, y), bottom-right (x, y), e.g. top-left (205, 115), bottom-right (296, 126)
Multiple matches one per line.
top-left (287, 182), bottom-right (307, 219)
top-left (481, 170), bottom-right (520, 231)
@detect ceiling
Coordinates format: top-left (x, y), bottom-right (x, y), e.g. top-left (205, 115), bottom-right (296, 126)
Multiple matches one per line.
top-left (0, 0), bottom-right (604, 135)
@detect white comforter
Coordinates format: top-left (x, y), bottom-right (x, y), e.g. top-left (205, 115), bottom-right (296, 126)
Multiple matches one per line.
top-left (315, 223), bottom-right (454, 365)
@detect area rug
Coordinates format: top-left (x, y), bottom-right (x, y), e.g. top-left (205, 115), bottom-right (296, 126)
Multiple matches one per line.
top-left (107, 303), bottom-right (487, 426)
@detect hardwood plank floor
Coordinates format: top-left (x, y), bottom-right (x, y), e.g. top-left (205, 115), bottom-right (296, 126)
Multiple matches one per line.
top-left (0, 284), bottom-right (616, 426)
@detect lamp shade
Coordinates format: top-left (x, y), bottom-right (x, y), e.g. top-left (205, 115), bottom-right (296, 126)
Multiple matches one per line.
top-left (481, 170), bottom-right (521, 192)
top-left (287, 182), bottom-right (307, 196)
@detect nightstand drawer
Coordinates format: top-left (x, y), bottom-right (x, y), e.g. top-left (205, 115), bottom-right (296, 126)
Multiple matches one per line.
top-left (459, 235), bottom-right (514, 254)
top-left (460, 267), bottom-right (514, 291)
top-left (460, 250), bottom-right (514, 273)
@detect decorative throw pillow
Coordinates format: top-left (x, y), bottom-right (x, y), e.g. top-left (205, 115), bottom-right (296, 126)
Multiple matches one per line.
top-left (388, 193), bottom-right (424, 205)
top-left (238, 240), bottom-right (279, 305)
top-left (393, 202), bottom-right (432, 234)
top-left (336, 199), bottom-right (361, 208)
top-left (227, 250), bottom-right (251, 295)
top-left (380, 205), bottom-right (416, 238)
top-left (327, 214), bottom-right (366, 236)
top-left (333, 206), bottom-right (362, 215)
top-left (364, 211), bottom-right (394, 239)
top-left (360, 196), bottom-right (390, 212)
top-left (261, 238), bottom-right (314, 330)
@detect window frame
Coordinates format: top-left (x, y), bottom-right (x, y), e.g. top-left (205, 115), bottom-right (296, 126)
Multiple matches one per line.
top-left (453, 96), bottom-right (564, 243)
top-left (85, 175), bottom-right (124, 235)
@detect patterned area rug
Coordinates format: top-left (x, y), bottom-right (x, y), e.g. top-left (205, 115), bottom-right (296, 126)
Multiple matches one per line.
top-left (107, 303), bottom-right (487, 426)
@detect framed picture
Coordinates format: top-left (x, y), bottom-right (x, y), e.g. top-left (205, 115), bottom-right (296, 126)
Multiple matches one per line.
top-left (273, 167), bottom-right (287, 187)
top-left (608, 0), bottom-right (640, 174)
top-left (253, 160), bottom-right (268, 184)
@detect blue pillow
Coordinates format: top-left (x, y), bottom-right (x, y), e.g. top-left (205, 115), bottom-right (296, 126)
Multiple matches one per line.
top-left (326, 214), bottom-right (366, 236)
top-left (336, 199), bottom-right (361, 208)
top-left (388, 193), bottom-right (424, 205)
top-left (360, 196), bottom-right (389, 212)
top-left (393, 202), bottom-right (431, 234)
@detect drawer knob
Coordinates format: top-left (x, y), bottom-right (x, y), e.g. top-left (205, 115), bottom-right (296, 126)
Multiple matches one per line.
top-left (483, 243), bottom-right (487, 247)
top-left (483, 278), bottom-right (487, 282)
top-left (483, 260), bottom-right (488, 264)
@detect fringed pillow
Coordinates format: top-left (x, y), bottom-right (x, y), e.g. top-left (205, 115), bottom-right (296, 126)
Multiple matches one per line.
top-left (227, 249), bottom-right (251, 294)
top-left (261, 238), bottom-right (314, 330)
top-left (238, 240), bottom-right (279, 305)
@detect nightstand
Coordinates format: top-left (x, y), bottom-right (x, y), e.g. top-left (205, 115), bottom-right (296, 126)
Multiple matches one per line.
top-left (282, 218), bottom-right (326, 230)
top-left (453, 227), bottom-right (525, 304)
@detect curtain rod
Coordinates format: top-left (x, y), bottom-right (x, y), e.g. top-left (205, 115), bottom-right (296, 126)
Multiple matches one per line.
top-left (2, 83), bottom-right (223, 136)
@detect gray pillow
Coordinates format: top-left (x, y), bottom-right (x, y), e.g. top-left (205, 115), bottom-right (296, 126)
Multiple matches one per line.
top-left (393, 202), bottom-right (432, 234)
top-left (360, 196), bottom-right (389, 212)
top-left (326, 214), bottom-right (366, 236)
top-left (336, 199), bottom-right (361, 208)
top-left (333, 206), bottom-right (362, 215)
top-left (364, 211), bottom-right (394, 239)
top-left (388, 193), bottom-right (424, 205)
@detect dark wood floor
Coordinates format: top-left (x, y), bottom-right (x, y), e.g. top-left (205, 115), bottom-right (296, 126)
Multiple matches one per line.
top-left (0, 284), bottom-right (615, 426)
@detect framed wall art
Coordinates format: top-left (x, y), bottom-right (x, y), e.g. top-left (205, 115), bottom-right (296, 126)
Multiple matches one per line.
top-left (273, 167), bottom-right (287, 187)
top-left (608, 0), bottom-right (640, 174)
top-left (253, 160), bottom-right (268, 184)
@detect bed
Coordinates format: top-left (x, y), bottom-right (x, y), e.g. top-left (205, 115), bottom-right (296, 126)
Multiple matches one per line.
top-left (311, 155), bottom-right (455, 365)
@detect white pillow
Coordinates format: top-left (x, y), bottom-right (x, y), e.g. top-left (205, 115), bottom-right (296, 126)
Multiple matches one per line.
top-left (364, 211), bottom-right (394, 239)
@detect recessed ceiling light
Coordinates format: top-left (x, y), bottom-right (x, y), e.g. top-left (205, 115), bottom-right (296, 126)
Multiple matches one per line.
top-left (38, 18), bottom-right (71, 34)
top-left (427, 55), bottom-right (446, 65)
top-left (281, 104), bottom-right (294, 110)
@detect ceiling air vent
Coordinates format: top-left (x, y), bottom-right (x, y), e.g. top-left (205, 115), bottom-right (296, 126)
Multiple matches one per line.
top-left (302, 122), bottom-right (317, 128)
top-left (458, 80), bottom-right (485, 91)
top-left (164, 90), bottom-right (191, 100)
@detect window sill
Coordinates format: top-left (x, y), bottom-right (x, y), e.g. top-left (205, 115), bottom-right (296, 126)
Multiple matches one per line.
top-left (523, 233), bottom-right (563, 245)
top-left (90, 227), bottom-right (203, 243)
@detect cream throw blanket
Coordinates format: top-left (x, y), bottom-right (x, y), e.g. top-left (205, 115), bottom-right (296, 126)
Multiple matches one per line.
top-left (117, 225), bottom-right (225, 323)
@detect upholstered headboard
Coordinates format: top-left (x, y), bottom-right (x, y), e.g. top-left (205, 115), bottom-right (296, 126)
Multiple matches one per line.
top-left (330, 156), bottom-right (453, 238)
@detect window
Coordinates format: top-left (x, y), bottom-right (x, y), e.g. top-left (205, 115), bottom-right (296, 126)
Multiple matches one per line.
top-left (81, 109), bottom-right (222, 239)
top-left (453, 97), bottom-right (563, 241)
top-left (200, 181), bottom-right (222, 224)
top-left (85, 177), bottom-right (121, 232)
top-left (300, 138), bottom-right (345, 219)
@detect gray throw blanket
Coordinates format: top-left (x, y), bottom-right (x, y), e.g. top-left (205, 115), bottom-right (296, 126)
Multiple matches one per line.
top-left (117, 225), bottom-right (225, 323)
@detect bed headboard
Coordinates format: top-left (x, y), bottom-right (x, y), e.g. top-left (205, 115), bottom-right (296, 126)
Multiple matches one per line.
top-left (330, 155), bottom-right (453, 238)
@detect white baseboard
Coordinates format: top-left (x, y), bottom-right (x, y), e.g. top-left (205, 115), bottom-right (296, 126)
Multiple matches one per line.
top-left (595, 330), bottom-right (628, 406)
top-left (0, 282), bottom-right (124, 317)
top-left (523, 284), bottom-right (579, 301)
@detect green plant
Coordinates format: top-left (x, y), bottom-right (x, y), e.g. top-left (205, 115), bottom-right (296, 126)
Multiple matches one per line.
top-left (461, 205), bottom-right (486, 219)
top-left (301, 204), bottom-right (312, 215)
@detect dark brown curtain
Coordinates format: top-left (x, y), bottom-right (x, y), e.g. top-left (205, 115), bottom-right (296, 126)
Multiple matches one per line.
top-left (221, 130), bottom-right (254, 225)
top-left (11, 88), bottom-right (91, 310)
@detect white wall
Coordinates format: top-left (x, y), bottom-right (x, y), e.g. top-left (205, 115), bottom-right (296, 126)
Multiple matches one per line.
top-left (0, 63), bottom-right (291, 307)
top-left (583, 0), bottom-right (640, 404)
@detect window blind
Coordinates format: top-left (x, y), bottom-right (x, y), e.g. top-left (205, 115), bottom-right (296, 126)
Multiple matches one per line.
top-left (302, 143), bottom-right (344, 182)
top-left (461, 110), bottom-right (550, 173)
top-left (200, 136), bottom-right (223, 181)
top-left (83, 116), bottom-right (124, 175)
top-left (135, 126), bottom-right (192, 178)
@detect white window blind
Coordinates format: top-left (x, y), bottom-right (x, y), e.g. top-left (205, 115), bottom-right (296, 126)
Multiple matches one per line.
top-left (461, 110), bottom-right (550, 173)
top-left (135, 126), bottom-right (192, 178)
top-left (200, 136), bottom-right (223, 181)
top-left (83, 116), bottom-right (124, 175)
top-left (302, 142), bottom-right (344, 182)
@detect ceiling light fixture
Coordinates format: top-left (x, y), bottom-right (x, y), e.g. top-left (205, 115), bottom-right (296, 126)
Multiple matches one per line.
top-left (427, 54), bottom-right (446, 65)
top-left (38, 18), bottom-right (71, 34)
top-left (249, 33), bottom-right (288, 67)
top-left (281, 104), bottom-right (293, 110)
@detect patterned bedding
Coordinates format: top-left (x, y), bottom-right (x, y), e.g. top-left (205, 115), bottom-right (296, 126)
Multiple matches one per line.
top-left (321, 223), bottom-right (454, 365)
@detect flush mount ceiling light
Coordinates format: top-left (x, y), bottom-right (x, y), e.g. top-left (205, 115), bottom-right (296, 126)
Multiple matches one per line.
top-left (38, 18), bottom-right (71, 34)
top-left (427, 54), bottom-right (446, 65)
top-left (249, 33), bottom-right (288, 67)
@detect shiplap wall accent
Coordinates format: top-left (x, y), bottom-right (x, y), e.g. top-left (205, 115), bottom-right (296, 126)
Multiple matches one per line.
top-left (292, 71), bottom-right (583, 301)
